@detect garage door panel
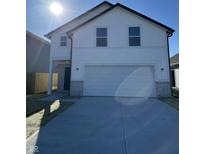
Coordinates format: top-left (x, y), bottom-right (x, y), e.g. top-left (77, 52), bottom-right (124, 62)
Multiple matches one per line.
top-left (84, 66), bottom-right (156, 97)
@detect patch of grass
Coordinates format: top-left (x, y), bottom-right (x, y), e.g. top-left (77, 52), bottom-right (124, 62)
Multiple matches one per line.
top-left (160, 97), bottom-right (179, 110)
top-left (26, 100), bottom-right (73, 139)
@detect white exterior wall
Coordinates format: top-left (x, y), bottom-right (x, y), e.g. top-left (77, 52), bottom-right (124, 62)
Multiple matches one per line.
top-left (174, 68), bottom-right (179, 88)
top-left (49, 4), bottom-right (112, 60)
top-left (71, 7), bottom-right (170, 82)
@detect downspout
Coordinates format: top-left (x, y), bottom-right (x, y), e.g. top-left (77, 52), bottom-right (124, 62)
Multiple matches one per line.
top-left (67, 33), bottom-right (73, 96)
top-left (167, 32), bottom-right (173, 96)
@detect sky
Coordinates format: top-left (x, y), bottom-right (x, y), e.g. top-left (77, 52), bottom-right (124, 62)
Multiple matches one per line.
top-left (27, 0), bottom-right (179, 56)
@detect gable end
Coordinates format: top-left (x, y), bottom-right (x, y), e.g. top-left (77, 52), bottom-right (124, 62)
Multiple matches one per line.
top-left (66, 3), bottom-right (174, 36)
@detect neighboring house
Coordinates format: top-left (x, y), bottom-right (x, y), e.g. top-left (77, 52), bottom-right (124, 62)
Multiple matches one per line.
top-left (45, 1), bottom-right (174, 97)
top-left (170, 53), bottom-right (179, 89)
top-left (26, 31), bottom-right (58, 94)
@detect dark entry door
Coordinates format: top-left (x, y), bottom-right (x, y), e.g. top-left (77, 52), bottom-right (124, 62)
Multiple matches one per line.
top-left (64, 67), bottom-right (71, 91)
top-left (171, 70), bottom-right (175, 87)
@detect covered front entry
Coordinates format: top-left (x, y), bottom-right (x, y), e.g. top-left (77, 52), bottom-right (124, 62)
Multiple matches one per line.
top-left (47, 60), bottom-right (70, 95)
top-left (84, 65), bottom-right (156, 97)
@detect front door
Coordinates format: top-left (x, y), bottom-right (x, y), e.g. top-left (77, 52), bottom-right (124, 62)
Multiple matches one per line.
top-left (64, 67), bottom-right (71, 92)
top-left (171, 70), bottom-right (175, 87)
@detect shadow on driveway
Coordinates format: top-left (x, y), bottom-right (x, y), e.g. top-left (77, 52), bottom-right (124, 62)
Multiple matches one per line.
top-left (26, 97), bottom-right (179, 154)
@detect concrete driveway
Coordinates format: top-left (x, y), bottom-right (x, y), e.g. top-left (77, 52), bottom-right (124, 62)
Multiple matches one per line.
top-left (27, 97), bottom-right (179, 154)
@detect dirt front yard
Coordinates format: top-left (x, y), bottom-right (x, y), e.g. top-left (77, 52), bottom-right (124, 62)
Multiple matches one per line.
top-left (26, 94), bottom-right (73, 138)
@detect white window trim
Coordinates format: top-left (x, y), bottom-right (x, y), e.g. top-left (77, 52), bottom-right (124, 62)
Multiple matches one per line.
top-left (60, 36), bottom-right (67, 46)
top-left (128, 26), bottom-right (141, 47)
top-left (95, 27), bottom-right (108, 47)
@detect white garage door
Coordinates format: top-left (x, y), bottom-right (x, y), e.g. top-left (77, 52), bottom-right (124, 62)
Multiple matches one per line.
top-left (84, 66), bottom-right (156, 97)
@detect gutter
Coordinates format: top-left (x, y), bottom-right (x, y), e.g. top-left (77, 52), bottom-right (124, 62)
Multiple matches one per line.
top-left (67, 33), bottom-right (73, 96)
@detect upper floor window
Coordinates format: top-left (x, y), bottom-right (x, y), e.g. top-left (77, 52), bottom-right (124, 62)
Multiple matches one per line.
top-left (129, 27), bottom-right (140, 46)
top-left (96, 28), bottom-right (107, 47)
top-left (60, 36), bottom-right (67, 46)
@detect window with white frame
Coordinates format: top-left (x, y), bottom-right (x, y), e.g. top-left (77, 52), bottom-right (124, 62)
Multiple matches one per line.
top-left (96, 28), bottom-right (107, 47)
top-left (129, 27), bottom-right (140, 46)
top-left (60, 36), bottom-right (67, 46)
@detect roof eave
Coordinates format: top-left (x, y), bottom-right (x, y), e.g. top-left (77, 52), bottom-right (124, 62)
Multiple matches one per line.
top-left (167, 30), bottom-right (175, 37)
top-left (27, 30), bottom-right (50, 45)
top-left (66, 3), bottom-right (175, 36)
top-left (115, 3), bottom-right (175, 35)
top-left (44, 1), bottom-right (113, 38)
top-left (44, 34), bottom-right (51, 39)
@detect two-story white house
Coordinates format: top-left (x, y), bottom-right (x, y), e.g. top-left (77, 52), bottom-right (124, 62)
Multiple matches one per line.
top-left (45, 1), bottom-right (174, 98)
